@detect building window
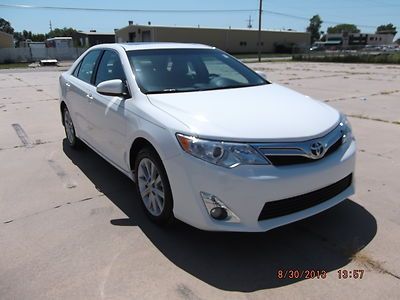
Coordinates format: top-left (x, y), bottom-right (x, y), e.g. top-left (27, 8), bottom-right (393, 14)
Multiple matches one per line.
top-left (369, 37), bottom-right (374, 41)
top-left (239, 41), bottom-right (247, 46)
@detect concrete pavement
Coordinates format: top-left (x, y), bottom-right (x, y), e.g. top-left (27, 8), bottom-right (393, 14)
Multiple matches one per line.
top-left (0, 62), bottom-right (399, 299)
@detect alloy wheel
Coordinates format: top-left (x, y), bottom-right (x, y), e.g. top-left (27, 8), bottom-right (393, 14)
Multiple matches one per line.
top-left (137, 158), bottom-right (165, 216)
top-left (64, 109), bottom-right (75, 144)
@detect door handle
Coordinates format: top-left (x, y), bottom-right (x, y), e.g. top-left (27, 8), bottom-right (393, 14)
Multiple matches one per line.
top-left (65, 82), bottom-right (71, 87)
top-left (86, 94), bottom-right (93, 102)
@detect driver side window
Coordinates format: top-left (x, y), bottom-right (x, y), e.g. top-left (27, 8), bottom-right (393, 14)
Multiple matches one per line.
top-left (95, 50), bottom-right (126, 86)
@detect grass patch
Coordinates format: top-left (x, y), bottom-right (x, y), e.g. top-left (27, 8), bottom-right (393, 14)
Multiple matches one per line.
top-left (0, 63), bottom-right (30, 69)
top-left (293, 53), bottom-right (400, 64)
top-left (233, 53), bottom-right (292, 59)
top-left (244, 58), bottom-right (293, 64)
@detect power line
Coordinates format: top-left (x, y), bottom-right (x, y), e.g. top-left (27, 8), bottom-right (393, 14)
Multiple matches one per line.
top-left (363, 0), bottom-right (400, 7)
top-left (0, 3), bottom-right (382, 29)
top-left (0, 4), bottom-right (258, 13)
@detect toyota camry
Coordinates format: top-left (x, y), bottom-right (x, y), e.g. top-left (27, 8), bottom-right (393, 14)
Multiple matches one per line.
top-left (59, 43), bottom-right (356, 232)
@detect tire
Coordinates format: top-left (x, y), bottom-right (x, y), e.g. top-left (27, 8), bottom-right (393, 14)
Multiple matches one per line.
top-left (134, 147), bottom-right (174, 225)
top-left (63, 106), bottom-right (80, 149)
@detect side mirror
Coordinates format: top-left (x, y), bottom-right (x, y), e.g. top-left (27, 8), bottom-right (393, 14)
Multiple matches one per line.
top-left (96, 79), bottom-right (127, 97)
top-left (255, 70), bottom-right (267, 80)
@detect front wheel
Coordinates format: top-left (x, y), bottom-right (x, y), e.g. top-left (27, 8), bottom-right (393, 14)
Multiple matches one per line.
top-left (134, 148), bottom-right (174, 225)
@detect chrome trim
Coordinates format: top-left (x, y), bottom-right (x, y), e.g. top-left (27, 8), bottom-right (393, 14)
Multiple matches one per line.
top-left (252, 123), bottom-right (345, 161)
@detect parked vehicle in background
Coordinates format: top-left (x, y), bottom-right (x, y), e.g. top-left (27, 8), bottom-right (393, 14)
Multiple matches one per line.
top-left (310, 45), bottom-right (325, 51)
top-left (59, 43), bottom-right (356, 232)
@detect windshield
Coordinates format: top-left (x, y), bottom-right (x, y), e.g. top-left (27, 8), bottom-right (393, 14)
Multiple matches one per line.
top-left (127, 48), bottom-right (268, 94)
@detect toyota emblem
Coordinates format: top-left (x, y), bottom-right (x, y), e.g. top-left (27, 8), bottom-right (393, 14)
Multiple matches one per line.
top-left (310, 141), bottom-right (325, 159)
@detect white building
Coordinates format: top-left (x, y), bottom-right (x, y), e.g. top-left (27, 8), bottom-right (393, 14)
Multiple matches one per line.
top-left (45, 37), bottom-right (73, 48)
top-left (325, 32), bottom-right (395, 47)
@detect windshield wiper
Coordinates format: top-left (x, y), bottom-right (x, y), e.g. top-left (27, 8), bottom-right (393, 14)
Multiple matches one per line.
top-left (145, 83), bottom-right (267, 94)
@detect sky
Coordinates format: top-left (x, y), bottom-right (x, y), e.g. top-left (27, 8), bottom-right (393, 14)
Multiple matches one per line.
top-left (1, 0), bottom-right (399, 38)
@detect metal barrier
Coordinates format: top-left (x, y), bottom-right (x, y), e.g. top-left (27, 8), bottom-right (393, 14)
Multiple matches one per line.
top-left (0, 47), bottom-right (87, 63)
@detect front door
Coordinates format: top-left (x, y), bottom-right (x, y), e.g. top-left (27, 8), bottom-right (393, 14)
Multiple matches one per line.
top-left (87, 50), bottom-right (129, 169)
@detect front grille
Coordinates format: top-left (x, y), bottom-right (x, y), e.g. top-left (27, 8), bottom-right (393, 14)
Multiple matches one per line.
top-left (265, 137), bottom-right (343, 166)
top-left (258, 174), bottom-right (352, 221)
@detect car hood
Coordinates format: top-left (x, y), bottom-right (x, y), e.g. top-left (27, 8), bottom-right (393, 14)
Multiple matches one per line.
top-left (147, 84), bottom-right (340, 142)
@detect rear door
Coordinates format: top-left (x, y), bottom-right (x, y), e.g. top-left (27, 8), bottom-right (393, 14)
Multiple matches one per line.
top-left (87, 50), bottom-right (128, 168)
top-left (65, 49), bottom-right (102, 141)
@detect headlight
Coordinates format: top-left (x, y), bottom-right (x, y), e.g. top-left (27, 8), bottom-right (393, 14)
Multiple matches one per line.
top-left (340, 114), bottom-right (354, 144)
top-left (176, 133), bottom-right (269, 168)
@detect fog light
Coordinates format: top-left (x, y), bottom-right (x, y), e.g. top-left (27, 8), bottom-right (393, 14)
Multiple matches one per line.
top-left (210, 207), bottom-right (228, 220)
top-left (200, 192), bottom-right (240, 223)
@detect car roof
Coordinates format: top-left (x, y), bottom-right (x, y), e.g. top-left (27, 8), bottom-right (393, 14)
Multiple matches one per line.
top-left (90, 42), bottom-right (214, 51)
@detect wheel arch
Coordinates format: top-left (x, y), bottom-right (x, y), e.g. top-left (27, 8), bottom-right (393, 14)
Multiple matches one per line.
top-left (129, 137), bottom-right (161, 172)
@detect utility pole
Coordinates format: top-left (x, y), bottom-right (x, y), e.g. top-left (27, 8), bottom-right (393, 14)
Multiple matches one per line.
top-left (246, 15), bottom-right (253, 29)
top-left (257, 0), bottom-right (263, 62)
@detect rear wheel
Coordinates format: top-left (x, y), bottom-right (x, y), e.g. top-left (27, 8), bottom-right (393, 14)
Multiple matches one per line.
top-left (135, 147), bottom-right (174, 225)
top-left (63, 107), bottom-right (80, 148)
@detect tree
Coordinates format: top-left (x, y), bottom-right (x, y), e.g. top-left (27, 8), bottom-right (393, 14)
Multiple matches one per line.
top-left (31, 33), bottom-right (46, 42)
top-left (13, 30), bottom-right (47, 47)
top-left (22, 30), bottom-right (32, 40)
top-left (0, 17), bottom-right (14, 34)
top-left (376, 23), bottom-right (397, 35)
top-left (48, 27), bottom-right (78, 38)
top-left (327, 24), bottom-right (360, 34)
top-left (306, 15), bottom-right (323, 43)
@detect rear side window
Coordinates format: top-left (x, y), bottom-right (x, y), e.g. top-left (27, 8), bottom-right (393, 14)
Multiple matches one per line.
top-left (95, 50), bottom-right (126, 85)
top-left (77, 50), bottom-right (101, 84)
top-left (72, 61), bottom-right (81, 77)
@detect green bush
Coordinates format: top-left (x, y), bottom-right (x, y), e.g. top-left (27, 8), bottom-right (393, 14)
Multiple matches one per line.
top-left (292, 53), bottom-right (400, 64)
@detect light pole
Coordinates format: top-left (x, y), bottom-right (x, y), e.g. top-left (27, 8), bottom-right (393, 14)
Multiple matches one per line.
top-left (258, 0), bottom-right (263, 62)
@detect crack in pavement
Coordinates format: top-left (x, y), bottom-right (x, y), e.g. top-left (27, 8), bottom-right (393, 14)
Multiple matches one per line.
top-left (47, 152), bottom-right (77, 189)
top-left (0, 139), bottom-right (59, 152)
top-left (5, 74), bottom-right (57, 99)
top-left (324, 89), bottom-right (400, 103)
top-left (3, 98), bottom-right (58, 105)
top-left (1, 193), bottom-right (105, 225)
top-left (352, 251), bottom-right (400, 280)
top-left (11, 123), bottom-right (33, 148)
top-left (348, 114), bottom-right (400, 126)
top-left (299, 225), bottom-right (400, 280)
top-left (358, 149), bottom-right (395, 161)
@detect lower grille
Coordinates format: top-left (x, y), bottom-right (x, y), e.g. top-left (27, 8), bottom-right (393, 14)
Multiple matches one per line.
top-left (258, 174), bottom-right (352, 221)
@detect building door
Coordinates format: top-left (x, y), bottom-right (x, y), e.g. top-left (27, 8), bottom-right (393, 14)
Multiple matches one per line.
top-left (129, 32), bottom-right (136, 42)
top-left (142, 30), bottom-right (151, 42)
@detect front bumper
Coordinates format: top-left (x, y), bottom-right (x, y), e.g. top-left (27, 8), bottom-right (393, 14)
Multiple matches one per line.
top-left (164, 140), bottom-right (356, 232)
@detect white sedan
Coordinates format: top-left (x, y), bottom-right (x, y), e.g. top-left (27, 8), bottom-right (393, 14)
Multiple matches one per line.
top-left (59, 43), bottom-right (356, 232)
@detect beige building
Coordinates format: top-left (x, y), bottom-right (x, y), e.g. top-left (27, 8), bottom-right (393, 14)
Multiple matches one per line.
top-left (115, 24), bottom-right (310, 53)
top-left (0, 31), bottom-right (14, 48)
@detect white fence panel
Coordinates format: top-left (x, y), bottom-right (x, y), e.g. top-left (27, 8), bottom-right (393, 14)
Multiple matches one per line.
top-left (0, 48), bottom-right (31, 63)
top-left (31, 48), bottom-right (48, 60)
top-left (0, 47), bottom-right (88, 63)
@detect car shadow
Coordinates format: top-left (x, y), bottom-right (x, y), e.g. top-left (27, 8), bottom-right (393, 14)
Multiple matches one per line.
top-left (63, 139), bottom-right (377, 292)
